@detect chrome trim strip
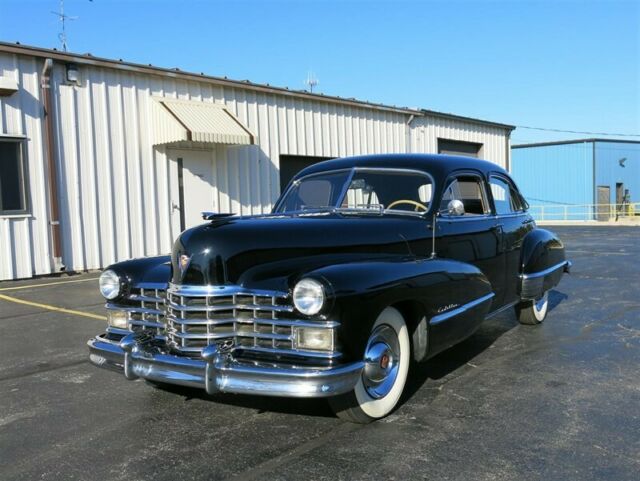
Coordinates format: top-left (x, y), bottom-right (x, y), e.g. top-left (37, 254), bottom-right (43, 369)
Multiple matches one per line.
top-left (168, 317), bottom-right (339, 328)
top-left (430, 292), bottom-right (495, 325)
top-left (167, 330), bottom-right (294, 341)
top-left (168, 283), bottom-right (288, 298)
top-left (106, 304), bottom-right (164, 316)
top-left (520, 261), bottom-right (570, 280)
top-left (167, 301), bottom-right (294, 313)
top-left (133, 282), bottom-right (168, 290)
top-left (236, 345), bottom-right (342, 360)
top-left (128, 294), bottom-right (166, 303)
top-left (484, 300), bottom-right (519, 320)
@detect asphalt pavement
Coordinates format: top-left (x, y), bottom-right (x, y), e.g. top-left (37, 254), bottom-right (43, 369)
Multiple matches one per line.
top-left (0, 226), bottom-right (639, 480)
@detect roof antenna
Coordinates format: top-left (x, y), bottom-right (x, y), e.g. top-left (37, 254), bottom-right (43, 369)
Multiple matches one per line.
top-left (304, 70), bottom-right (319, 93)
top-left (51, 0), bottom-right (78, 51)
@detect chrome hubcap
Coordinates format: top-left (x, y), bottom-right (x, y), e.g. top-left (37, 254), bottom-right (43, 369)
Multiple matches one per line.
top-left (363, 325), bottom-right (400, 399)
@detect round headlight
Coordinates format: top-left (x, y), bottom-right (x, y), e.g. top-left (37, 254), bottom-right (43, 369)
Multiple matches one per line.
top-left (99, 269), bottom-right (121, 300)
top-left (293, 278), bottom-right (325, 316)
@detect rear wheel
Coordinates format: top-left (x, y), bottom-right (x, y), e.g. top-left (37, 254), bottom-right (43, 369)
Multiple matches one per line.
top-left (328, 307), bottom-right (410, 423)
top-left (516, 291), bottom-right (549, 325)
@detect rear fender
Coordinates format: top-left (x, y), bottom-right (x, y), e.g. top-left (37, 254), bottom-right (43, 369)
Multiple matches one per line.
top-left (306, 257), bottom-right (493, 362)
top-left (519, 229), bottom-right (568, 300)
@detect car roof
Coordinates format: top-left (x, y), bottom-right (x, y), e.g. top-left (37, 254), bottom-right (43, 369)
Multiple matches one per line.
top-left (294, 153), bottom-right (509, 182)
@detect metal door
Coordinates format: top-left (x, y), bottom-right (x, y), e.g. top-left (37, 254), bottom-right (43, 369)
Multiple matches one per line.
top-left (170, 149), bottom-right (216, 230)
top-left (596, 186), bottom-right (610, 221)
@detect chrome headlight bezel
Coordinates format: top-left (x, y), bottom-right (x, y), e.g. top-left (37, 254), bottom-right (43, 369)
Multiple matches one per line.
top-left (99, 269), bottom-right (123, 300)
top-left (292, 278), bottom-right (325, 316)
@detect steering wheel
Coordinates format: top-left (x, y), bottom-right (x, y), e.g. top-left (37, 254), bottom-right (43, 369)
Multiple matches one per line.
top-left (387, 199), bottom-right (427, 212)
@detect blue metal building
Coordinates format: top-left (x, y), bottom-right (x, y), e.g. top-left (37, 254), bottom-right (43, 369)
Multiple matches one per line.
top-left (511, 139), bottom-right (640, 220)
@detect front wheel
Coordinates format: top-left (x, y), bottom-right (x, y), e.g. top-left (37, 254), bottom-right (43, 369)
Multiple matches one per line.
top-left (516, 291), bottom-right (549, 325)
top-left (328, 307), bottom-right (410, 423)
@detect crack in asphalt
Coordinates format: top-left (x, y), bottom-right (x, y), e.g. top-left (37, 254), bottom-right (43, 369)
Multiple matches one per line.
top-left (226, 422), bottom-right (363, 481)
top-left (0, 359), bottom-right (88, 383)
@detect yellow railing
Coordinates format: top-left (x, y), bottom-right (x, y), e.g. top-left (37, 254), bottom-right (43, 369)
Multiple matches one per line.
top-left (528, 203), bottom-right (640, 221)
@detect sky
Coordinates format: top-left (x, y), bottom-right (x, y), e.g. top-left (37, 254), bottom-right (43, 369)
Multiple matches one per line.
top-left (0, 0), bottom-right (638, 144)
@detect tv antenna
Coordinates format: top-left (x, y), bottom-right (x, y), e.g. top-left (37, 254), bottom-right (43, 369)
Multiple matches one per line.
top-left (51, 0), bottom-right (78, 51)
top-left (304, 71), bottom-right (319, 93)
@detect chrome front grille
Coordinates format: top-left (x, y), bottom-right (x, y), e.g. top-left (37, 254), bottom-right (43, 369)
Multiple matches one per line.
top-left (166, 284), bottom-right (294, 355)
top-left (107, 287), bottom-right (166, 337)
top-left (165, 284), bottom-right (340, 360)
top-left (106, 284), bottom-right (340, 361)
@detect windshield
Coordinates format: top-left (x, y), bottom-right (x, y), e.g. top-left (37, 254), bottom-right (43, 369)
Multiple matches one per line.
top-left (275, 169), bottom-right (434, 215)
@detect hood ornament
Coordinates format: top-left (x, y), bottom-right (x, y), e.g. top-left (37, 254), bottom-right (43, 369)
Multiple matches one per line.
top-left (178, 254), bottom-right (192, 277)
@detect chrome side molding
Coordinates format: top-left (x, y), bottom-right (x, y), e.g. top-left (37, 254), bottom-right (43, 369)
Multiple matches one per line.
top-left (430, 292), bottom-right (495, 325)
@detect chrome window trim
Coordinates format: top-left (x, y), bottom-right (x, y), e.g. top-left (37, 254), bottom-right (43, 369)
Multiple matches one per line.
top-left (275, 166), bottom-right (436, 216)
top-left (488, 172), bottom-right (527, 214)
top-left (273, 168), bottom-right (354, 213)
top-left (430, 292), bottom-right (495, 325)
top-left (438, 170), bottom-right (492, 219)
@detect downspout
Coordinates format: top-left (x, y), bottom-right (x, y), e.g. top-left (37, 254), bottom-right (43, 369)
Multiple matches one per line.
top-left (405, 114), bottom-right (415, 153)
top-left (40, 58), bottom-right (65, 272)
top-left (505, 129), bottom-right (512, 171)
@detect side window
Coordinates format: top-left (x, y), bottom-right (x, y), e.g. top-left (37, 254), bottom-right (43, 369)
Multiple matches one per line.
top-left (490, 176), bottom-right (524, 215)
top-left (440, 175), bottom-right (489, 216)
top-left (0, 140), bottom-right (29, 215)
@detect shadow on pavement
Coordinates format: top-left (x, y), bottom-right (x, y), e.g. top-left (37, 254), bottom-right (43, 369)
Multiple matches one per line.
top-left (147, 289), bottom-right (569, 420)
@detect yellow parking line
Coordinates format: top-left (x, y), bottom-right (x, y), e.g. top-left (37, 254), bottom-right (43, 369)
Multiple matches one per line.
top-left (0, 277), bottom-right (99, 292)
top-left (0, 293), bottom-right (106, 320)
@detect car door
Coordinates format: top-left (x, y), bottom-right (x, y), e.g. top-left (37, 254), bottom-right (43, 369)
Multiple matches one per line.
top-left (437, 171), bottom-right (507, 311)
top-left (488, 173), bottom-right (535, 304)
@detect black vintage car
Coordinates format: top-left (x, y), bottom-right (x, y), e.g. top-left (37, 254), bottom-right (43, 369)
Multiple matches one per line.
top-left (88, 154), bottom-right (570, 423)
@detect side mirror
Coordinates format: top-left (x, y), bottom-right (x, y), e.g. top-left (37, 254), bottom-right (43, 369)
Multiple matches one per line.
top-left (447, 199), bottom-right (465, 216)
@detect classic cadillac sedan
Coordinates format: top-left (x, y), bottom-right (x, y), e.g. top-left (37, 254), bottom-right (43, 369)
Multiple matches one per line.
top-left (88, 154), bottom-right (570, 423)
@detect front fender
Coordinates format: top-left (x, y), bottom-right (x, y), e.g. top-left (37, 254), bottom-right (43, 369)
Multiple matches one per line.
top-left (106, 255), bottom-right (171, 298)
top-left (307, 256), bottom-right (493, 362)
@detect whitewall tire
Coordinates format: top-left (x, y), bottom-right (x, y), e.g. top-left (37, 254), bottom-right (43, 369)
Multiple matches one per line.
top-left (329, 306), bottom-right (410, 423)
top-left (516, 291), bottom-right (549, 325)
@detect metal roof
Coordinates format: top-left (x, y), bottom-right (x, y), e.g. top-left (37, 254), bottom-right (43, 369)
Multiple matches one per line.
top-left (513, 138), bottom-right (640, 148)
top-left (0, 41), bottom-right (515, 130)
top-left (152, 98), bottom-right (254, 145)
top-left (296, 153), bottom-right (509, 181)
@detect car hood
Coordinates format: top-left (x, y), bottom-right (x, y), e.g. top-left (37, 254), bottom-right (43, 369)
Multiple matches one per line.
top-left (171, 213), bottom-right (428, 287)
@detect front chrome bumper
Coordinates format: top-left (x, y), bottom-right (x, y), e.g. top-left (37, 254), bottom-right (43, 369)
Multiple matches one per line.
top-left (87, 333), bottom-right (363, 398)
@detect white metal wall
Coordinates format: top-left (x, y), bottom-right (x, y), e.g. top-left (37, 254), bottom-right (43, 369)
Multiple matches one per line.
top-left (0, 53), bottom-right (52, 280)
top-left (0, 51), bottom-right (510, 280)
top-left (411, 114), bottom-right (509, 168)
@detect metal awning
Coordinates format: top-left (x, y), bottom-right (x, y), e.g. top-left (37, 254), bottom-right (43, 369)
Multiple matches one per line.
top-left (151, 97), bottom-right (254, 146)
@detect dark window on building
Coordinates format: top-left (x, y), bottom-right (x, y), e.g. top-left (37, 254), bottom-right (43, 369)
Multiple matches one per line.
top-left (0, 139), bottom-right (29, 214)
top-left (489, 175), bottom-right (524, 214)
top-left (438, 139), bottom-right (482, 158)
top-left (279, 155), bottom-right (334, 193)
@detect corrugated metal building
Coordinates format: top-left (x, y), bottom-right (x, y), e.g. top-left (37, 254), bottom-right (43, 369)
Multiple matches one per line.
top-left (512, 139), bottom-right (640, 220)
top-left (0, 42), bottom-right (514, 280)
